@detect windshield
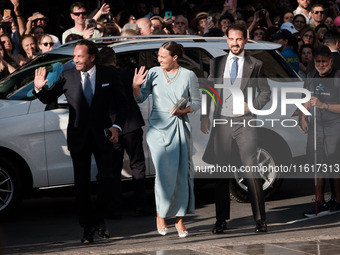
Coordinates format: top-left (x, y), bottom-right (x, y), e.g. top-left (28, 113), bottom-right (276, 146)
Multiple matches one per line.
top-left (0, 54), bottom-right (73, 100)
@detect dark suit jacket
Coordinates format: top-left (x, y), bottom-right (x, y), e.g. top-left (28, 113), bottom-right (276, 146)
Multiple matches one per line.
top-left (205, 54), bottom-right (271, 118)
top-left (202, 53), bottom-right (271, 164)
top-left (34, 65), bottom-right (127, 152)
top-left (114, 66), bottom-right (145, 135)
top-left (332, 51), bottom-right (340, 71)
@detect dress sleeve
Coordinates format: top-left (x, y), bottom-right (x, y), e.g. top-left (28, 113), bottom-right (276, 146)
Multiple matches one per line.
top-left (188, 71), bottom-right (201, 112)
top-left (134, 70), bottom-right (153, 103)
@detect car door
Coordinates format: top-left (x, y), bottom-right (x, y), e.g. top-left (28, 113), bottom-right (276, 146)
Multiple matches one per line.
top-left (2, 55), bottom-right (77, 187)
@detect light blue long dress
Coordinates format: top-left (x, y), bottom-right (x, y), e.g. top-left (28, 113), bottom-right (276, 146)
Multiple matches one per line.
top-left (135, 66), bottom-right (201, 217)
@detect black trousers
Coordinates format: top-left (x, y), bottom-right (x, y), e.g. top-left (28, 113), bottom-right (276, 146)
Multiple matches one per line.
top-left (213, 116), bottom-right (266, 222)
top-left (71, 132), bottom-right (114, 228)
top-left (112, 128), bottom-right (146, 210)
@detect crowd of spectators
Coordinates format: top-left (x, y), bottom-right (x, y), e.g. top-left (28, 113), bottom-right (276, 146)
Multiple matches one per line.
top-left (1, 0), bottom-right (340, 79)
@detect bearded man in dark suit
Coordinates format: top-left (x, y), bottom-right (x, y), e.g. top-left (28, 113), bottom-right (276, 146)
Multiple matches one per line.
top-left (201, 24), bottom-right (271, 234)
top-left (33, 39), bottom-right (127, 244)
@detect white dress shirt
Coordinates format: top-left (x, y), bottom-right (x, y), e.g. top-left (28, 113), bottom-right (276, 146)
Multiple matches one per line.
top-left (81, 65), bottom-right (96, 95)
top-left (221, 51), bottom-right (245, 117)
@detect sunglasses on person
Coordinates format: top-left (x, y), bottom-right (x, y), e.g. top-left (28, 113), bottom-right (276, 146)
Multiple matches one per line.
top-left (175, 22), bottom-right (186, 25)
top-left (72, 12), bottom-right (87, 16)
top-left (42, 42), bottom-right (54, 47)
top-left (312, 11), bottom-right (325, 14)
top-left (254, 32), bottom-right (264, 36)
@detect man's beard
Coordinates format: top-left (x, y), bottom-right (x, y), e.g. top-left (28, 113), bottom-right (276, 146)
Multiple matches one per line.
top-left (316, 65), bottom-right (332, 76)
top-left (230, 46), bottom-right (242, 55)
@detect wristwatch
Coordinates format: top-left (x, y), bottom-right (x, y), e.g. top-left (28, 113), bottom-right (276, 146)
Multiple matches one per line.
top-left (324, 103), bottom-right (329, 111)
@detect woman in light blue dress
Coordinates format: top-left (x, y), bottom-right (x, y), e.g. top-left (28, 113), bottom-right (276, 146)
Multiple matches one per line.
top-left (133, 41), bottom-right (200, 238)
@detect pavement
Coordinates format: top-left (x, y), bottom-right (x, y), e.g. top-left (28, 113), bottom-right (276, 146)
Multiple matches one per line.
top-left (2, 180), bottom-right (340, 255)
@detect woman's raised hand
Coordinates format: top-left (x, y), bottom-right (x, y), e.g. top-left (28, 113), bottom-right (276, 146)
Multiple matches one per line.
top-left (133, 66), bottom-right (148, 88)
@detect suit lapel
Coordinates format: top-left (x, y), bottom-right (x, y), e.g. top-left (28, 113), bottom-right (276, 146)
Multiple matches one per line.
top-left (72, 69), bottom-right (85, 104)
top-left (240, 55), bottom-right (254, 91)
top-left (93, 65), bottom-right (103, 104)
top-left (215, 55), bottom-right (228, 98)
top-left (217, 55), bottom-right (228, 78)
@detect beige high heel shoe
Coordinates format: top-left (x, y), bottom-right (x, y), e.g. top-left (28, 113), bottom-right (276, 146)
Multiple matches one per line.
top-left (175, 223), bottom-right (188, 238)
top-left (157, 225), bottom-right (169, 236)
top-left (157, 216), bottom-right (168, 236)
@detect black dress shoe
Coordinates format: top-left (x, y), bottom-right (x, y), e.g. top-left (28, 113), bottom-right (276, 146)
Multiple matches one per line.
top-left (255, 220), bottom-right (267, 233)
top-left (97, 223), bottom-right (110, 238)
top-left (212, 220), bottom-right (227, 234)
top-left (81, 226), bottom-right (95, 244)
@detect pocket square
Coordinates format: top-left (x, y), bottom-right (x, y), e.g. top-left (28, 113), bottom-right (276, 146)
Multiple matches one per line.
top-left (102, 83), bottom-right (110, 87)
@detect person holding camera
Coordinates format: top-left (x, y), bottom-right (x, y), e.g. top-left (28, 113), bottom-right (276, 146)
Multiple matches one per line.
top-left (62, 2), bottom-right (102, 44)
top-left (247, 8), bottom-right (273, 34)
top-left (24, 12), bottom-right (61, 47)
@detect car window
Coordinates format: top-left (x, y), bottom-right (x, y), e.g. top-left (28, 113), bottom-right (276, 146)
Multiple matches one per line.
top-left (116, 51), bottom-right (140, 70)
top-left (0, 54), bottom-right (73, 101)
top-left (249, 50), bottom-right (295, 79)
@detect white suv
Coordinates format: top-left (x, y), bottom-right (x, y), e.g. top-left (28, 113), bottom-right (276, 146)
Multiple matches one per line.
top-left (0, 36), bottom-right (306, 216)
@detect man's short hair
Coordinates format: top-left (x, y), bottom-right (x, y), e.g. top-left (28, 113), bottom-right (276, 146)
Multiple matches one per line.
top-left (65, 33), bottom-right (83, 43)
top-left (311, 4), bottom-right (324, 11)
top-left (314, 45), bottom-right (332, 59)
top-left (99, 46), bottom-right (116, 66)
top-left (76, 39), bottom-right (99, 64)
top-left (219, 13), bottom-right (235, 25)
top-left (70, 2), bottom-right (86, 13)
top-left (174, 15), bottom-right (188, 25)
top-left (226, 23), bottom-right (247, 39)
top-left (323, 31), bottom-right (340, 46)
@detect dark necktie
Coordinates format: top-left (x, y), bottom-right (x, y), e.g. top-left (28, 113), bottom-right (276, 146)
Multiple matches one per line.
top-left (83, 72), bottom-right (93, 106)
top-left (230, 57), bottom-right (238, 85)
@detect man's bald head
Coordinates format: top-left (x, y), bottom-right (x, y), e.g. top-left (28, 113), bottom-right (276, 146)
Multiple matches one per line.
top-left (136, 17), bottom-right (152, 35)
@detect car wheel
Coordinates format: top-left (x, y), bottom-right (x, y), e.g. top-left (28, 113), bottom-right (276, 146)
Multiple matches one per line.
top-left (230, 145), bottom-right (284, 203)
top-left (0, 158), bottom-right (23, 217)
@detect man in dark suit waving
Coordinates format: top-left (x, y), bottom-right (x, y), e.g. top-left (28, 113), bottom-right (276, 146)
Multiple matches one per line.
top-left (33, 40), bottom-right (127, 244)
top-left (201, 24), bottom-right (271, 234)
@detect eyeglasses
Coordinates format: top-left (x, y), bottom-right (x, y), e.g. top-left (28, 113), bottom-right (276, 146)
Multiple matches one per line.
top-left (42, 42), bottom-right (54, 47)
top-left (72, 12), bottom-right (87, 16)
top-left (254, 32), bottom-right (264, 36)
top-left (175, 22), bottom-right (186, 25)
top-left (312, 11), bottom-right (325, 15)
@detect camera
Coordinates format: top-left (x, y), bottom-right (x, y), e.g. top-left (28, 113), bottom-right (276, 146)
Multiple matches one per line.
top-left (105, 14), bottom-right (113, 23)
top-left (259, 9), bottom-right (266, 19)
top-left (86, 19), bottom-right (96, 29)
top-left (104, 128), bottom-right (112, 139)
